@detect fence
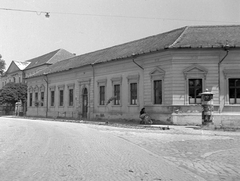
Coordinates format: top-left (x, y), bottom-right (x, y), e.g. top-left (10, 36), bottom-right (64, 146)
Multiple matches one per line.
top-left (0, 105), bottom-right (15, 115)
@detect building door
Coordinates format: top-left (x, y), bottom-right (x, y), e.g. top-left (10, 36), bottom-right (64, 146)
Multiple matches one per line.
top-left (82, 88), bottom-right (88, 118)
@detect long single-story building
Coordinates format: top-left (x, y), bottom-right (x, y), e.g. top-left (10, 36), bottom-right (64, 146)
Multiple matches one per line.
top-left (26, 25), bottom-right (240, 128)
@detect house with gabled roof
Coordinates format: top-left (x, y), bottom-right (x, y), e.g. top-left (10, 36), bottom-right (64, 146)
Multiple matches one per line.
top-left (24, 48), bottom-right (76, 78)
top-left (1, 49), bottom-right (75, 89)
top-left (1, 61), bottom-right (30, 88)
top-left (26, 25), bottom-right (240, 128)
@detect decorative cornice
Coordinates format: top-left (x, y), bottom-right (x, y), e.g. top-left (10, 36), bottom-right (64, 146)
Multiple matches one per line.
top-left (78, 78), bottom-right (91, 85)
top-left (183, 64), bottom-right (208, 80)
top-left (150, 66), bottom-right (165, 79)
top-left (223, 69), bottom-right (240, 79)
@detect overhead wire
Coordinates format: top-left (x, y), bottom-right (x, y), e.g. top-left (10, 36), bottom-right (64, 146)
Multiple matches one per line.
top-left (0, 7), bottom-right (240, 24)
top-left (0, 7), bottom-right (49, 16)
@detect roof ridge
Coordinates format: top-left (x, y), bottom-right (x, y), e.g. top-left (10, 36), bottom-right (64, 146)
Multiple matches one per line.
top-left (168, 26), bottom-right (189, 48)
top-left (74, 27), bottom-right (186, 57)
top-left (25, 49), bottom-right (61, 62)
top-left (188, 24), bottom-right (240, 28)
top-left (46, 49), bottom-right (61, 64)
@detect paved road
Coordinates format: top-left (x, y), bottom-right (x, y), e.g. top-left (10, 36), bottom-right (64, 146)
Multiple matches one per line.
top-left (98, 125), bottom-right (240, 181)
top-left (0, 117), bottom-right (239, 181)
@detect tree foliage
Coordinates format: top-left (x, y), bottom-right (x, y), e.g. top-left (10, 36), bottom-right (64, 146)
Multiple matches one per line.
top-left (0, 82), bottom-right (27, 106)
top-left (0, 54), bottom-right (6, 75)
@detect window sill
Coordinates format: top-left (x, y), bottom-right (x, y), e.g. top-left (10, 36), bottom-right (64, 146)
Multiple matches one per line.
top-left (98, 105), bottom-right (106, 107)
top-left (112, 105), bottom-right (122, 107)
top-left (150, 104), bottom-right (163, 106)
top-left (128, 104), bottom-right (139, 107)
top-left (225, 104), bottom-right (240, 106)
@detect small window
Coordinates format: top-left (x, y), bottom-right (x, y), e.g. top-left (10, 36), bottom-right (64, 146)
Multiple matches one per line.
top-left (59, 90), bottom-right (64, 106)
top-left (69, 89), bottom-right (74, 106)
top-left (41, 92), bottom-right (44, 106)
top-left (114, 84), bottom-right (120, 105)
top-left (35, 92), bottom-right (38, 102)
top-left (51, 91), bottom-right (55, 106)
top-left (189, 79), bottom-right (202, 104)
top-left (100, 86), bottom-right (105, 105)
top-left (229, 78), bottom-right (240, 104)
top-left (154, 80), bottom-right (162, 104)
top-left (130, 83), bottom-right (137, 105)
top-left (29, 93), bottom-right (33, 107)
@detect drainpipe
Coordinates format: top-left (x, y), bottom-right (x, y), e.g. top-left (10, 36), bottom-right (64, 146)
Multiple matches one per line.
top-left (131, 53), bottom-right (145, 109)
top-left (132, 53), bottom-right (144, 70)
top-left (218, 45), bottom-right (230, 113)
top-left (43, 74), bottom-right (49, 117)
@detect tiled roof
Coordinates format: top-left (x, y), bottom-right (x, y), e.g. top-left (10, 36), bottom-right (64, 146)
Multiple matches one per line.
top-left (25, 49), bottom-right (75, 70)
top-left (169, 25), bottom-right (240, 48)
top-left (29, 25), bottom-right (240, 78)
top-left (31, 27), bottom-right (185, 77)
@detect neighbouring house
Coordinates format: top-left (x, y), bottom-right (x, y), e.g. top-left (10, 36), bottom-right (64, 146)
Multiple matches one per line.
top-left (26, 25), bottom-right (240, 128)
top-left (1, 49), bottom-right (75, 88)
top-left (0, 49), bottom-right (75, 115)
top-left (24, 49), bottom-right (76, 79)
top-left (1, 61), bottom-right (30, 88)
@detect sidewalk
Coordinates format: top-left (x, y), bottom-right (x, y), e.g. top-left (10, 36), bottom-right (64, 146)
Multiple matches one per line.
top-left (3, 115), bottom-right (240, 136)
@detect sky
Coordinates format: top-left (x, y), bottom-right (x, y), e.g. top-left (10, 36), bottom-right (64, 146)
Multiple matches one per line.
top-left (0, 0), bottom-right (240, 69)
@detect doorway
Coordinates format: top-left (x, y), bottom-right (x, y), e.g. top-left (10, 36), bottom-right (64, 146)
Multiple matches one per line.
top-left (82, 87), bottom-right (88, 118)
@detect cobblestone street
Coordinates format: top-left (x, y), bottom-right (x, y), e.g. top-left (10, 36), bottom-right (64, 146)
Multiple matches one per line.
top-left (95, 125), bottom-right (240, 181)
top-left (0, 117), bottom-right (240, 181)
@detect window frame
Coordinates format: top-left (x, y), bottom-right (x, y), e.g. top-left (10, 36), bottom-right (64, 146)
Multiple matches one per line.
top-left (113, 84), bottom-right (120, 105)
top-left (127, 74), bottom-right (139, 106)
top-left (183, 64), bottom-right (207, 105)
top-left (40, 92), bottom-right (44, 106)
top-left (188, 79), bottom-right (203, 104)
top-left (130, 82), bottom-right (138, 105)
top-left (153, 80), bottom-right (162, 104)
top-left (149, 67), bottom-right (165, 105)
top-left (40, 85), bottom-right (45, 107)
top-left (97, 79), bottom-right (107, 106)
top-left (99, 85), bottom-right (105, 105)
top-left (58, 85), bottom-right (65, 107)
top-left (69, 89), bottom-right (74, 106)
top-left (223, 69), bottom-right (240, 105)
top-left (34, 86), bottom-right (39, 107)
top-left (28, 87), bottom-right (33, 107)
top-left (29, 93), bottom-right (33, 107)
top-left (111, 76), bottom-right (122, 106)
top-left (35, 92), bottom-right (38, 106)
top-left (228, 78), bottom-right (240, 104)
top-left (59, 90), bottom-right (64, 107)
top-left (49, 86), bottom-right (56, 107)
top-left (67, 83), bottom-right (75, 107)
top-left (50, 90), bottom-right (55, 107)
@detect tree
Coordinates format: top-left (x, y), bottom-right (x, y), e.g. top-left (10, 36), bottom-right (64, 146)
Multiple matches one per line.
top-left (0, 54), bottom-right (6, 75)
top-left (0, 82), bottom-right (27, 106)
